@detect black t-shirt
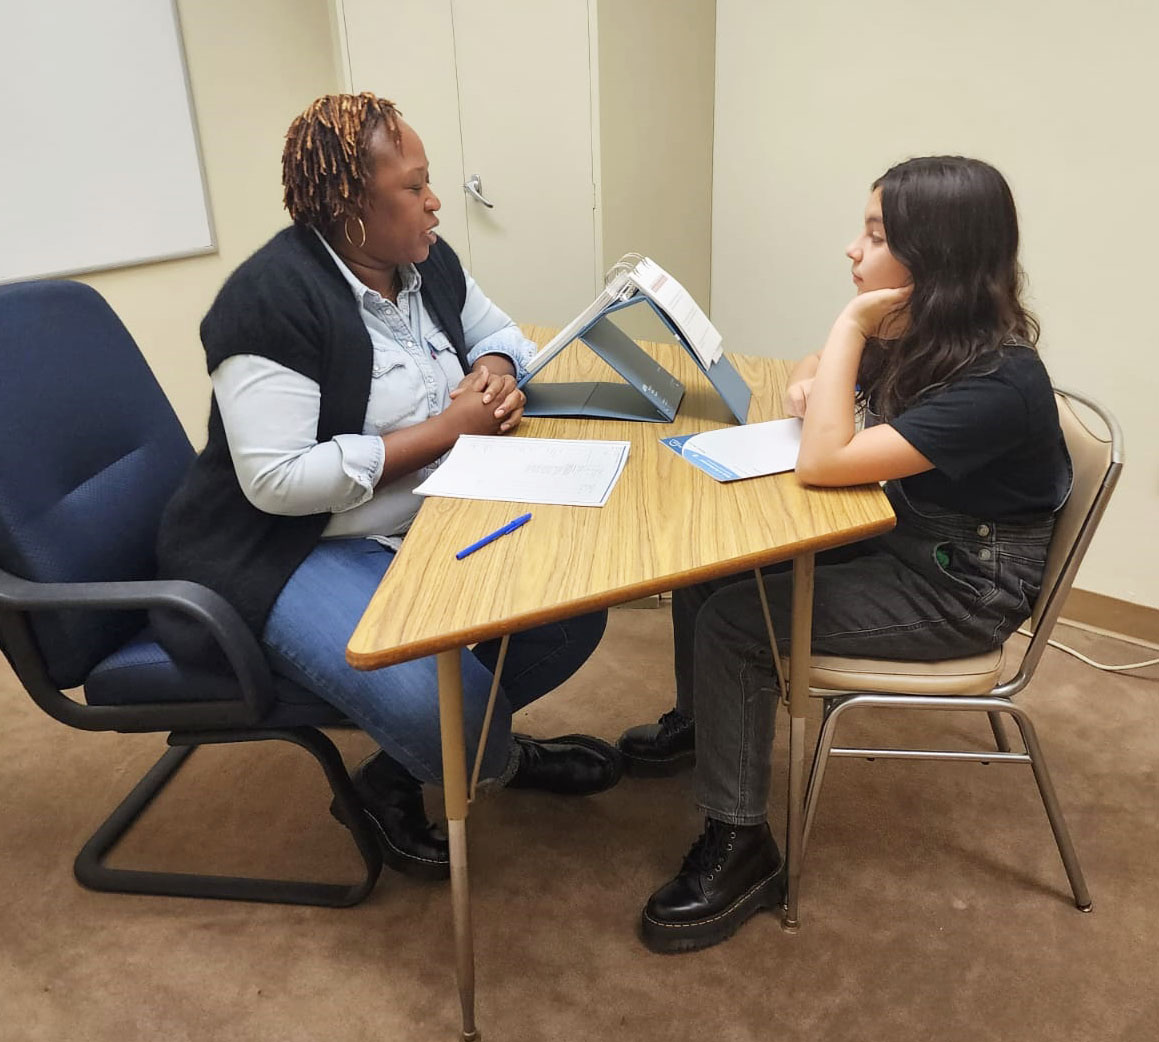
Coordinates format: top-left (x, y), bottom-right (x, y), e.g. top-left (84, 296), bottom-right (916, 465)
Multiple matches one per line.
top-left (885, 345), bottom-right (1071, 519)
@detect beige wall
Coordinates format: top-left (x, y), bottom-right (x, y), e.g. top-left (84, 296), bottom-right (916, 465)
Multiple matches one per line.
top-left (79, 0), bottom-right (339, 445)
top-left (38, 0), bottom-right (1155, 608)
top-left (712, 0), bottom-right (1159, 608)
top-left (598, 0), bottom-right (716, 318)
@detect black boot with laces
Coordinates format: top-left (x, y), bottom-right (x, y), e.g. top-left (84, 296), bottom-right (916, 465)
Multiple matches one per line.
top-left (331, 752), bottom-right (450, 881)
top-left (640, 817), bottom-right (785, 953)
top-left (617, 708), bottom-right (695, 776)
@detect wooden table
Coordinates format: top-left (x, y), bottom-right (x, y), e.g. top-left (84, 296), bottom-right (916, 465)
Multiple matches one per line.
top-left (347, 331), bottom-right (895, 1040)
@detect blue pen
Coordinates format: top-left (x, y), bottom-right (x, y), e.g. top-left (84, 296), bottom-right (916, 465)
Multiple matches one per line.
top-left (455, 513), bottom-right (533, 560)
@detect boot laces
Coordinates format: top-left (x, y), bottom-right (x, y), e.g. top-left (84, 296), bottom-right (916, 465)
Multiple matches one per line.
top-left (657, 709), bottom-right (691, 738)
top-left (682, 818), bottom-right (736, 879)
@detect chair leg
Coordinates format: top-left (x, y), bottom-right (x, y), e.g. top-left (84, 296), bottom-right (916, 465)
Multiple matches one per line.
top-left (800, 697), bottom-right (852, 863)
top-left (801, 693), bottom-right (1092, 912)
top-left (1001, 705), bottom-right (1093, 911)
top-left (988, 711), bottom-right (1012, 753)
top-left (73, 726), bottom-right (383, 906)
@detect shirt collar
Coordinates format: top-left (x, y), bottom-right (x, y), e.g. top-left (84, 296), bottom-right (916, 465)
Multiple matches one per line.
top-left (312, 228), bottom-right (421, 304)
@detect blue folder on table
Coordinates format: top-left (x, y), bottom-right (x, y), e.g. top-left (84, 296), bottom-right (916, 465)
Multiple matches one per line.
top-left (518, 295), bottom-right (751, 425)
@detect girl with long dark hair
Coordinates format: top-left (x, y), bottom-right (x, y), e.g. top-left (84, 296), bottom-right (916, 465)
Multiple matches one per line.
top-left (617, 156), bottom-right (1071, 952)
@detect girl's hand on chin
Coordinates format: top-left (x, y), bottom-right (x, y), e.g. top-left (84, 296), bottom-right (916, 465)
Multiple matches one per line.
top-left (842, 285), bottom-right (912, 340)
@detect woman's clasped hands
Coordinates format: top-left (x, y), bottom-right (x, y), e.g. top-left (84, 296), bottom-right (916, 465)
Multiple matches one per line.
top-left (446, 363), bottom-right (526, 435)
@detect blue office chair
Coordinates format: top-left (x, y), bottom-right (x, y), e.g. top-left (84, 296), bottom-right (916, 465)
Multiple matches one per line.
top-left (0, 279), bottom-right (382, 906)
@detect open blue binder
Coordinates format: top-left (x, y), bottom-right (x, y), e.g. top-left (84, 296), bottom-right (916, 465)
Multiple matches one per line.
top-left (518, 295), bottom-right (751, 424)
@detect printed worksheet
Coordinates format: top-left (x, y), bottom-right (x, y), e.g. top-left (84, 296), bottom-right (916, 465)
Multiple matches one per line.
top-left (661, 417), bottom-right (802, 482)
top-left (415, 436), bottom-right (631, 507)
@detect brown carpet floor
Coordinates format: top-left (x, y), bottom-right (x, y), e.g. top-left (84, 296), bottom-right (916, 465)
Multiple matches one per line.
top-left (2, 606), bottom-right (1157, 1042)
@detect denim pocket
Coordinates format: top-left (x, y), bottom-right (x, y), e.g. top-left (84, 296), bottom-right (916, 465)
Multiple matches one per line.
top-left (366, 347), bottom-right (424, 431)
top-left (933, 542), bottom-right (998, 603)
top-left (426, 329), bottom-right (456, 356)
top-left (371, 341), bottom-right (409, 379)
top-left (1017, 577), bottom-right (1042, 615)
top-left (427, 329), bottom-right (468, 388)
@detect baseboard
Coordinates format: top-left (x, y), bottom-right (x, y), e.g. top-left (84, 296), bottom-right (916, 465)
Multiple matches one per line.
top-left (1061, 588), bottom-right (1159, 646)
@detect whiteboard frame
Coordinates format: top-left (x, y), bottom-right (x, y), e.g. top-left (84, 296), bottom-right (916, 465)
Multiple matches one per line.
top-left (0, 0), bottom-right (217, 285)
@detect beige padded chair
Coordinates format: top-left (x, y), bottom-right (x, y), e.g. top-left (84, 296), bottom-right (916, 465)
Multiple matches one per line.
top-left (799, 389), bottom-right (1123, 911)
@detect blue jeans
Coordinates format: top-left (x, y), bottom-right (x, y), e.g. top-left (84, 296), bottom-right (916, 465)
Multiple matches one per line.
top-left (263, 538), bottom-right (607, 784)
top-left (675, 482), bottom-right (1055, 825)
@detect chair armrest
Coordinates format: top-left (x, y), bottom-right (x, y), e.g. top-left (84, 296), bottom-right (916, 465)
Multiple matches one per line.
top-left (0, 567), bottom-right (275, 719)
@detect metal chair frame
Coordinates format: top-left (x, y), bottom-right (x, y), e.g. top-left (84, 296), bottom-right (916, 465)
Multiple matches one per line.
top-left (799, 388), bottom-right (1124, 912)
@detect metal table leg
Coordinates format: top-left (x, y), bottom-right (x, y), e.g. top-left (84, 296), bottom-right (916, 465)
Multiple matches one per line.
top-left (782, 552), bottom-right (814, 930)
top-left (437, 650), bottom-right (480, 1042)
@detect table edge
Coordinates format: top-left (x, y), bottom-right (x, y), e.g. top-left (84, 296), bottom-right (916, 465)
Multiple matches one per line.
top-left (346, 512), bottom-right (896, 670)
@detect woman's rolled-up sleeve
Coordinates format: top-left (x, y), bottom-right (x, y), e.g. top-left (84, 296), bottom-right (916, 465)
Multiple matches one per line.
top-left (212, 354), bottom-right (385, 516)
top-left (459, 271), bottom-right (538, 379)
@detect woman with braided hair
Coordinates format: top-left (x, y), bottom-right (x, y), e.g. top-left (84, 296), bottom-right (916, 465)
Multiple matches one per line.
top-left (154, 94), bottom-right (620, 882)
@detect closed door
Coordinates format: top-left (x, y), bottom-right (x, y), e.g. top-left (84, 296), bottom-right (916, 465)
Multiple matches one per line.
top-left (339, 0), bottom-right (599, 326)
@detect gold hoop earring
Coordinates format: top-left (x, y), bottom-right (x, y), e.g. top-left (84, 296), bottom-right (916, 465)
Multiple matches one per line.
top-left (343, 215), bottom-right (367, 250)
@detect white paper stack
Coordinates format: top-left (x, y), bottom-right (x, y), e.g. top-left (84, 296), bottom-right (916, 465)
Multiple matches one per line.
top-left (523, 254), bottom-right (722, 375)
top-left (415, 436), bottom-right (631, 507)
top-left (622, 257), bottom-right (723, 368)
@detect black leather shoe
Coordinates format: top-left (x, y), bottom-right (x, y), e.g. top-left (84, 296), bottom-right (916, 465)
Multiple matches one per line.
top-left (618, 708), bottom-right (695, 777)
top-left (640, 818), bottom-right (785, 953)
top-left (331, 753), bottom-right (450, 882)
top-left (507, 734), bottom-right (624, 796)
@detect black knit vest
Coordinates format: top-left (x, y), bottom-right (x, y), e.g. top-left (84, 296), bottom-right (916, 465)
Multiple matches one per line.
top-left (153, 226), bottom-right (467, 667)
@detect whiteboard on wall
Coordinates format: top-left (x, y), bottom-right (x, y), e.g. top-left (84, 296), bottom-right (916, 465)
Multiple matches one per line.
top-left (0, 0), bottom-right (215, 284)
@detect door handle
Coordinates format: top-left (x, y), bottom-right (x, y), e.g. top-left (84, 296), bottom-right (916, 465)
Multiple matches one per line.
top-left (463, 174), bottom-right (495, 209)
